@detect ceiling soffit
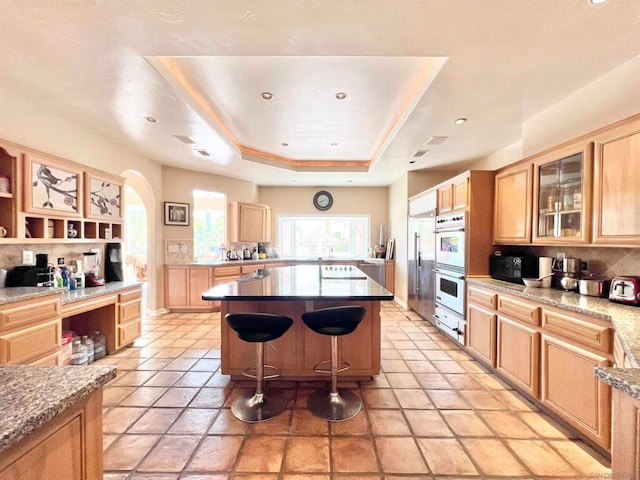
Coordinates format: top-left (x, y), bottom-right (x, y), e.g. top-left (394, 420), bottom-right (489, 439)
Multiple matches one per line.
top-left (146, 55), bottom-right (447, 172)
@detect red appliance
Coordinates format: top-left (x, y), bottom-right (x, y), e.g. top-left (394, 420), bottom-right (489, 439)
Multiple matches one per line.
top-left (609, 276), bottom-right (640, 306)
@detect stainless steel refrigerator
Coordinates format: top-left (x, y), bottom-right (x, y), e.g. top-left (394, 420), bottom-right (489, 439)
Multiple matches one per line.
top-left (408, 192), bottom-right (436, 321)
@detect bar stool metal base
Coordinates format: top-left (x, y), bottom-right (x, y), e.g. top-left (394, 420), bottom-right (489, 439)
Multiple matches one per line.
top-left (307, 387), bottom-right (362, 422)
top-left (231, 390), bottom-right (288, 423)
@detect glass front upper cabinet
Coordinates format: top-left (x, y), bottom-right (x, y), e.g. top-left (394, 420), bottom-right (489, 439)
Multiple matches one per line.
top-left (534, 144), bottom-right (592, 244)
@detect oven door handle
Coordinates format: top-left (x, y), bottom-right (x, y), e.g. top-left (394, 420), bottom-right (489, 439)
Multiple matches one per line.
top-left (435, 227), bottom-right (465, 233)
top-left (433, 268), bottom-right (465, 280)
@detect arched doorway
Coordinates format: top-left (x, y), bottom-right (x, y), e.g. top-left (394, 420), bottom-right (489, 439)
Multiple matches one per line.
top-left (120, 169), bottom-right (156, 314)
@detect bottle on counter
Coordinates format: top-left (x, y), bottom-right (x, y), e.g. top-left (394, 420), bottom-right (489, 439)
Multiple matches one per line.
top-left (251, 247), bottom-right (259, 260)
top-left (81, 335), bottom-right (94, 363)
top-left (71, 340), bottom-right (88, 366)
top-left (91, 331), bottom-right (106, 360)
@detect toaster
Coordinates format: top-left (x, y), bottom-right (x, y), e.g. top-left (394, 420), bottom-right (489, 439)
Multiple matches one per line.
top-left (609, 276), bottom-right (640, 305)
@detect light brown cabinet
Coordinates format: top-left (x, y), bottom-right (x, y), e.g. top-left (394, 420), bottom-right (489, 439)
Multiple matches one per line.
top-left (228, 201), bottom-right (271, 243)
top-left (593, 115), bottom-right (640, 245)
top-left (541, 334), bottom-right (611, 449)
top-left (0, 389), bottom-right (104, 480)
top-left (0, 137), bottom-right (123, 244)
top-left (493, 162), bottom-right (533, 244)
top-left (465, 282), bottom-right (613, 450)
top-left (611, 389), bottom-right (640, 478)
top-left (497, 315), bottom-right (540, 398)
top-left (437, 173), bottom-right (468, 215)
top-left (532, 141), bottom-right (592, 244)
top-left (466, 302), bottom-right (497, 367)
top-left (117, 288), bottom-right (142, 349)
top-left (164, 266), bottom-right (215, 311)
top-left (0, 294), bottom-right (62, 365)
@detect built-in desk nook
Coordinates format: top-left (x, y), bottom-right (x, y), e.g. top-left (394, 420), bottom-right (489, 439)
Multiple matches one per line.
top-left (0, 282), bottom-right (143, 365)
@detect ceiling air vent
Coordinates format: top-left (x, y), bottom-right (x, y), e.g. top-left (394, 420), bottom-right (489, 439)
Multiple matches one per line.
top-left (173, 135), bottom-right (196, 144)
top-left (424, 136), bottom-right (448, 145)
top-left (195, 149), bottom-right (211, 157)
top-left (412, 150), bottom-right (429, 158)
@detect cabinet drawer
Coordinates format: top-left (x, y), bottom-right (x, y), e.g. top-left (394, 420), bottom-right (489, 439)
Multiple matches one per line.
top-left (119, 288), bottom-right (142, 303)
top-left (467, 286), bottom-right (497, 310)
top-left (29, 350), bottom-right (62, 366)
top-left (0, 295), bottom-right (61, 332)
top-left (0, 319), bottom-right (61, 364)
top-left (214, 265), bottom-right (241, 277)
top-left (119, 300), bottom-right (141, 325)
top-left (542, 308), bottom-right (612, 354)
top-left (497, 295), bottom-right (540, 326)
top-left (118, 321), bottom-right (141, 348)
top-left (242, 264), bottom-right (265, 274)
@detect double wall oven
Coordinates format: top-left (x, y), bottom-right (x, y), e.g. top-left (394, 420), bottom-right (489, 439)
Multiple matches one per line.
top-left (433, 213), bottom-right (467, 344)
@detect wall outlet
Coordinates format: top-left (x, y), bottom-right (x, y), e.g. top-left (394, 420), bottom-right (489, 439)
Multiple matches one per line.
top-left (557, 252), bottom-right (565, 259)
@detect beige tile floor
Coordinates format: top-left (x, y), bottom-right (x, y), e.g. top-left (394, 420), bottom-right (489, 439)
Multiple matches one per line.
top-left (99, 302), bottom-right (611, 479)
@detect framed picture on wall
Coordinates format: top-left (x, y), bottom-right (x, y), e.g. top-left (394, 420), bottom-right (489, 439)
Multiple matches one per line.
top-left (164, 202), bottom-right (190, 226)
top-left (24, 153), bottom-right (83, 217)
top-left (84, 171), bottom-right (123, 220)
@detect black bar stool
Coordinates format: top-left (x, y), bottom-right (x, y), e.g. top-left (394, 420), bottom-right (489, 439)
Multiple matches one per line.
top-left (301, 305), bottom-right (366, 421)
top-left (225, 312), bottom-right (293, 423)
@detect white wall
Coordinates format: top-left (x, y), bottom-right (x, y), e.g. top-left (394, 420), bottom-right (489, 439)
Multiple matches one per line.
top-left (523, 55), bottom-right (640, 158)
top-left (0, 89), bottom-right (165, 312)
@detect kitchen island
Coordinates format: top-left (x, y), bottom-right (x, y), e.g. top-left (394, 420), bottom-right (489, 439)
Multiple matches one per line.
top-left (202, 264), bottom-right (394, 380)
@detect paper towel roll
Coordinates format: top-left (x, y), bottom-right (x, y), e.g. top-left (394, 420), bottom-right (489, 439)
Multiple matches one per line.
top-left (539, 257), bottom-right (553, 288)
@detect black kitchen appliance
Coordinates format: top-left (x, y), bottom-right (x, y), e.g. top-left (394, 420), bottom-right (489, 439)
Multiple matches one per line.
top-left (104, 243), bottom-right (124, 282)
top-left (6, 266), bottom-right (53, 287)
top-left (489, 253), bottom-right (538, 285)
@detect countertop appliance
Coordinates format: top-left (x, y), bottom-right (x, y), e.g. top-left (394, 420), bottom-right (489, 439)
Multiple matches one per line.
top-left (609, 276), bottom-right (640, 305)
top-left (83, 250), bottom-right (105, 287)
top-left (6, 266), bottom-right (54, 287)
top-left (408, 191), bottom-right (436, 321)
top-left (489, 253), bottom-right (538, 285)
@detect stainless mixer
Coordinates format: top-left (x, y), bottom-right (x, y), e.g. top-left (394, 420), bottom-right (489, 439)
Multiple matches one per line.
top-left (553, 257), bottom-right (581, 291)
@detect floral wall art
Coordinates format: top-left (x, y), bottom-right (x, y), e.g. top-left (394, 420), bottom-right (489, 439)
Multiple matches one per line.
top-left (88, 176), bottom-right (121, 219)
top-left (25, 155), bottom-right (82, 216)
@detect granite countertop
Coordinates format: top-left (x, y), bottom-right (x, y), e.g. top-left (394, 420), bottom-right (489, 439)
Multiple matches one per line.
top-left (60, 281), bottom-right (142, 304)
top-left (0, 286), bottom-right (67, 306)
top-left (166, 257), bottom-right (389, 267)
top-left (0, 364), bottom-right (116, 453)
top-left (468, 277), bottom-right (640, 399)
top-left (0, 281), bottom-right (142, 307)
top-left (202, 264), bottom-right (394, 301)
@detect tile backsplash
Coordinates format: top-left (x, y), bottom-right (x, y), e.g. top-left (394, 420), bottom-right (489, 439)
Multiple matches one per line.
top-left (0, 243), bottom-right (105, 272)
top-left (500, 245), bottom-right (640, 278)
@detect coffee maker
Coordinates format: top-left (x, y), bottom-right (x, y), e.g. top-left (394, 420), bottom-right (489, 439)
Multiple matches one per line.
top-left (554, 257), bottom-right (581, 291)
top-left (104, 243), bottom-right (124, 282)
top-left (83, 250), bottom-right (105, 287)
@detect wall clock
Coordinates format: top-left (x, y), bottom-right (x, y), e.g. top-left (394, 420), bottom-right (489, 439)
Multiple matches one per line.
top-left (313, 190), bottom-right (333, 211)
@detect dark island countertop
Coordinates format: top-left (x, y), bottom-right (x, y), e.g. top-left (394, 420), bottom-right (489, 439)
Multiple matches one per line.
top-left (202, 264), bottom-right (394, 302)
top-left (0, 364), bottom-right (116, 453)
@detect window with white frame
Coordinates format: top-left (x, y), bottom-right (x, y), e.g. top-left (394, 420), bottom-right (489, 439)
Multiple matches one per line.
top-left (193, 190), bottom-right (226, 261)
top-left (277, 215), bottom-right (369, 258)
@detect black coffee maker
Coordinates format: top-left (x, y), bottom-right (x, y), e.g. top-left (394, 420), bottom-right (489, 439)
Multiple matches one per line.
top-left (105, 243), bottom-right (124, 282)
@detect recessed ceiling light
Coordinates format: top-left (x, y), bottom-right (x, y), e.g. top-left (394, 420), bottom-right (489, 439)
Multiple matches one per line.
top-left (454, 118), bottom-right (468, 125)
top-left (335, 92), bottom-right (347, 100)
top-left (261, 92), bottom-right (273, 100)
top-left (145, 116), bottom-right (157, 123)
top-left (589, 0), bottom-right (607, 4)
top-left (281, 142), bottom-right (289, 147)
